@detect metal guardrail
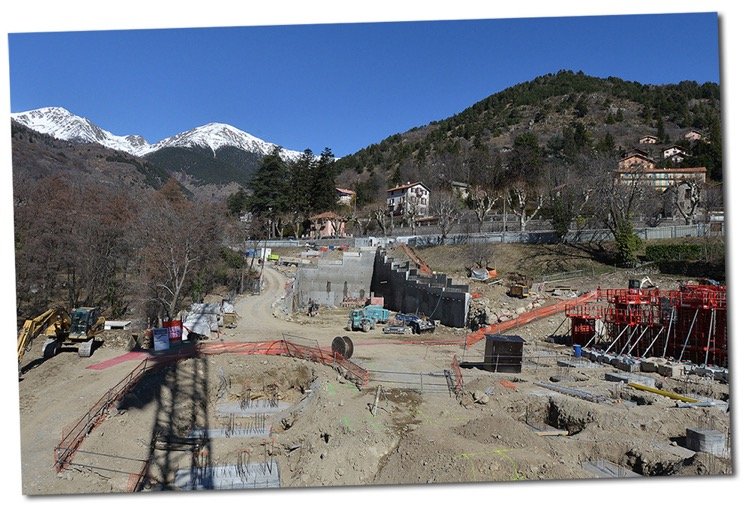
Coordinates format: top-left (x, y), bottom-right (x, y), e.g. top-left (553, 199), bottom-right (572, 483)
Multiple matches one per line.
top-left (54, 358), bottom-right (154, 472)
top-left (53, 338), bottom-right (370, 474)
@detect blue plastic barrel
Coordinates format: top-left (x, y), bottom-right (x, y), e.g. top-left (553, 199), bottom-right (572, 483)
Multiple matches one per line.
top-left (573, 344), bottom-right (582, 358)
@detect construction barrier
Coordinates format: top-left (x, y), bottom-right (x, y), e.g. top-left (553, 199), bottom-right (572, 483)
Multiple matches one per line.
top-left (465, 291), bottom-right (598, 347)
top-left (55, 358), bottom-right (156, 472)
top-left (451, 355), bottom-right (463, 395)
top-left (53, 339), bottom-right (369, 472)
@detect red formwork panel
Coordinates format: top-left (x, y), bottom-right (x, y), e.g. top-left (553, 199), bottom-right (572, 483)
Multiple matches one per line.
top-left (666, 284), bottom-right (727, 367)
top-left (565, 284), bottom-right (728, 366)
top-left (571, 317), bottom-right (596, 345)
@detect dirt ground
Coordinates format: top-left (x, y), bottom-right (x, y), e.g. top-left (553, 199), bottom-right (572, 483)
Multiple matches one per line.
top-left (14, 253), bottom-right (732, 496)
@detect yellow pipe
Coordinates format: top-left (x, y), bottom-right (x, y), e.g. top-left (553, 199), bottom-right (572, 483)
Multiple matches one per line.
top-left (628, 382), bottom-right (698, 403)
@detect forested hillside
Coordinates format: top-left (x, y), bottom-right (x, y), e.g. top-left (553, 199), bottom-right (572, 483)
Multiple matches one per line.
top-left (334, 70), bottom-right (722, 205)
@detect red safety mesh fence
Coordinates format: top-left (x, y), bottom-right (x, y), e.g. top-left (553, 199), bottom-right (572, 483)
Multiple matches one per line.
top-left (55, 358), bottom-right (155, 472)
top-left (54, 338), bottom-right (369, 472)
top-left (465, 291), bottom-right (598, 347)
top-left (451, 355), bottom-right (463, 394)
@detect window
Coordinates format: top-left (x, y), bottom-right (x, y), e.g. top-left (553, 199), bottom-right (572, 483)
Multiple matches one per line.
top-left (326, 281), bottom-right (331, 293)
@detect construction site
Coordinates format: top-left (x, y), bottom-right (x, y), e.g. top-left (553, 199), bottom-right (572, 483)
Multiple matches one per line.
top-left (14, 243), bottom-right (732, 495)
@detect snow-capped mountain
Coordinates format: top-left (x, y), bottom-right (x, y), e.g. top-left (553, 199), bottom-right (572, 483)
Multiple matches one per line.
top-left (11, 107), bottom-right (152, 156)
top-left (151, 122), bottom-right (303, 160)
top-left (11, 107), bottom-right (303, 159)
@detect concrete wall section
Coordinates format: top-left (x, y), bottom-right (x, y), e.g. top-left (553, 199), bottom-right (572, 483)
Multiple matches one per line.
top-left (371, 249), bottom-right (470, 328)
top-left (295, 250), bottom-right (376, 308)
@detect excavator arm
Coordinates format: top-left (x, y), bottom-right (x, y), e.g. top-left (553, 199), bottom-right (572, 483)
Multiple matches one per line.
top-left (17, 307), bottom-right (70, 363)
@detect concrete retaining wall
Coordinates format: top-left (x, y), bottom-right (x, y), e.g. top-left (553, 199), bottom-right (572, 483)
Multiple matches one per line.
top-left (294, 250), bottom-right (376, 308)
top-left (371, 249), bottom-right (470, 328)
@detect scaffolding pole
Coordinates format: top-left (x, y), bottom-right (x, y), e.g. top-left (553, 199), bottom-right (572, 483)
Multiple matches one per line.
top-left (703, 308), bottom-right (716, 367)
top-left (622, 326), bottom-right (649, 356)
top-left (678, 308), bottom-right (701, 363)
top-left (604, 325), bottom-right (632, 355)
top-left (640, 326), bottom-right (665, 358)
top-left (626, 325), bottom-right (653, 356)
top-left (661, 307), bottom-right (676, 358)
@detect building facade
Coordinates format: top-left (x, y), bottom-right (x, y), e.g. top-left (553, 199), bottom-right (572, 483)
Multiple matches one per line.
top-left (614, 167), bottom-right (707, 191)
top-left (386, 182), bottom-right (431, 216)
top-left (336, 188), bottom-right (356, 206)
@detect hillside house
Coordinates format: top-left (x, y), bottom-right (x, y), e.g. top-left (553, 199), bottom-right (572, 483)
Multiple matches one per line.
top-left (684, 129), bottom-right (704, 142)
top-left (665, 152), bottom-right (687, 165)
top-left (618, 152), bottom-right (656, 171)
top-left (451, 181), bottom-right (470, 200)
top-left (386, 182), bottom-right (430, 217)
top-left (639, 135), bottom-right (659, 144)
top-left (336, 188), bottom-right (356, 206)
top-left (309, 211), bottom-right (346, 239)
top-left (614, 166), bottom-right (707, 191)
top-left (663, 145), bottom-right (688, 159)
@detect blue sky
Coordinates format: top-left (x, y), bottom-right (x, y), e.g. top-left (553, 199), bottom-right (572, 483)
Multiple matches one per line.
top-left (8, 13), bottom-right (719, 156)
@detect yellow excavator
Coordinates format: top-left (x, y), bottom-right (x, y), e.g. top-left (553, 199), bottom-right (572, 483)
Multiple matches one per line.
top-left (17, 306), bottom-right (105, 365)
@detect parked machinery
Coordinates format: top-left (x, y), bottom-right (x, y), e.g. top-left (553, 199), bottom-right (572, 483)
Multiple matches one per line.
top-left (347, 305), bottom-right (391, 332)
top-left (17, 306), bottom-right (105, 364)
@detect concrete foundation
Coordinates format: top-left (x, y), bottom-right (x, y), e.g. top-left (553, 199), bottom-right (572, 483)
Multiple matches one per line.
top-left (371, 248), bottom-right (470, 327)
top-left (173, 462), bottom-right (280, 490)
top-left (583, 459), bottom-right (641, 478)
top-left (611, 357), bottom-right (641, 373)
top-left (294, 250), bottom-right (376, 308)
top-left (189, 426), bottom-right (271, 438)
top-left (685, 428), bottom-right (727, 456)
top-left (215, 400), bottom-right (290, 415)
top-left (657, 363), bottom-right (684, 378)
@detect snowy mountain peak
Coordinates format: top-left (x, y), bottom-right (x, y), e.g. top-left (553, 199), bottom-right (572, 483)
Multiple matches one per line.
top-left (11, 107), bottom-right (303, 160)
top-left (11, 107), bottom-right (153, 156)
top-left (151, 122), bottom-right (302, 160)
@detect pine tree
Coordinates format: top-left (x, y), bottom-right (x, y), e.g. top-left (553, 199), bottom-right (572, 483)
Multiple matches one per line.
top-left (309, 147), bottom-right (338, 213)
top-left (248, 149), bottom-right (290, 215)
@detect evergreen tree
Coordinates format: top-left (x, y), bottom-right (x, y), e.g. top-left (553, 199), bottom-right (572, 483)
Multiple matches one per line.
top-left (596, 131), bottom-right (616, 154)
top-left (656, 116), bottom-right (666, 142)
top-left (227, 188), bottom-right (251, 216)
top-left (508, 132), bottom-right (543, 182)
top-left (390, 165), bottom-right (402, 187)
top-left (309, 147), bottom-right (339, 212)
top-left (248, 149), bottom-right (290, 215)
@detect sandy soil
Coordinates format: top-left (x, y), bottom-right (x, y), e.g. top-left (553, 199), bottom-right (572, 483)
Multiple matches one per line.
top-left (15, 264), bottom-right (732, 496)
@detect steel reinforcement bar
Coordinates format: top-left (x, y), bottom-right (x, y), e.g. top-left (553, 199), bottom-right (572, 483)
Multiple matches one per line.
top-left (451, 355), bottom-right (463, 395)
top-left (53, 339), bottom-right (371, 473)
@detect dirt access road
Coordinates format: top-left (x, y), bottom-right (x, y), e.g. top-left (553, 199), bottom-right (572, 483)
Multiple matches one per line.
top-left (13, 266), bottom-right (460, 495)
top-left (12, 265), bottom-right (733, 496)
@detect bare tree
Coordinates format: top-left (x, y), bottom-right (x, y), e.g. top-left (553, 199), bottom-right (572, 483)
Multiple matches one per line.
top-left (401, 195), bottom-right (421, 236)
top-left (372, 207), bottom-right (394, 237)
top-left (589, 160), bottom-right (653, 265)
top-left (140, 184), bottom-right (222, 320)
top-left (431, 190), bottom-right (462, 244)
top-left (671, 179), bottom-right (702, 225)
top-left (466, 239), bottom-right (494, 269)
top-left (465, 186), bottom-right (499, 232)
top-left (13, 175), bottom-right (138, 315)
top-left (506, 184), bottom-right (545, 232)
top-left (345, 207), bottom-right (373, 237)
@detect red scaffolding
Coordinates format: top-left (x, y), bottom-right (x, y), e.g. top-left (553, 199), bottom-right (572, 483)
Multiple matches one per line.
top-left (565, 283), bottom-right (727, 367)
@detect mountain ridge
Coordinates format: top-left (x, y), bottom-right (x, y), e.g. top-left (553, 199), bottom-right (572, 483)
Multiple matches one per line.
top-left (10, 106), bottom-right (304, 160)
